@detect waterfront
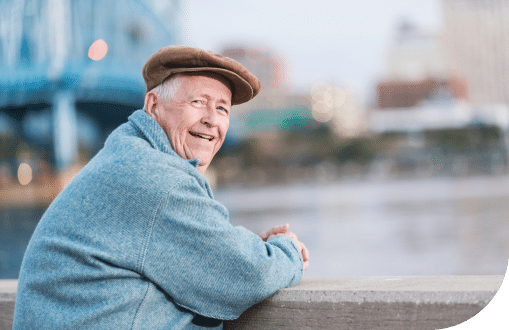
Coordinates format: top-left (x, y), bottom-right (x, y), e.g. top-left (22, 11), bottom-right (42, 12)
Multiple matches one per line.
top-left (1, 175), bottom-right (509, 279)
top-left (216, 175), bottom-right (509, 278)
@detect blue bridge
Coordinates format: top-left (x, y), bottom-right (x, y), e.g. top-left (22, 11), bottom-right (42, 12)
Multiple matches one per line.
top-left (0, 0), bottom-right (181, 169)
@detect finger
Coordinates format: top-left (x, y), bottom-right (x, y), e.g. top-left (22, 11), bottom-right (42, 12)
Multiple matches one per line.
top-left (285, 231), bottom-right (298, 242)
top-left (300, 242), bottom-right (309, 263)
top-left (267, 232), bottom-right (300, 246)
top-left (303, 260), bottom-right (309, 271)
top-left (269, 223), bottom-right (290, 235)
top-left (267, 232), bottom-right (292, 241)
top-left (260, 224), bottom-right (289, 241)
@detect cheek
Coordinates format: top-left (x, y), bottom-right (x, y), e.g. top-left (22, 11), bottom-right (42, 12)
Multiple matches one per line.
top-left (220, 120), bottom-right (230, 137)
top-left (169, 118), bottom-right (190, 137)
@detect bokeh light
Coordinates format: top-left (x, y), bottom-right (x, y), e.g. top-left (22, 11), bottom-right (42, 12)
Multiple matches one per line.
top-left (17, 163), bottom-right (33, 186)
top-left (88, 39), bottom-right (108, 61)
top-left (311, 83), bottom-right (348, 123)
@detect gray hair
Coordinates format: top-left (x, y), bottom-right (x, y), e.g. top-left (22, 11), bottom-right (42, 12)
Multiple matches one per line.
top-left (146, 74), bottom-right (183, 105)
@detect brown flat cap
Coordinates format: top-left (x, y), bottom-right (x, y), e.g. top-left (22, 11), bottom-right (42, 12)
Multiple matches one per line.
top-left (142, 45), bottom-right (261, 105)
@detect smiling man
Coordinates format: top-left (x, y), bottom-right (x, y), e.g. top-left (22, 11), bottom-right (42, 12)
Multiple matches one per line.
top-left (14, 46), bottom-right (308, 330)
top-left (144, 72), bottom-right (232, 174)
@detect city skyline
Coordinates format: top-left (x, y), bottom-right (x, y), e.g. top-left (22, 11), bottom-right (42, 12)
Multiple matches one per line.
top-left (182, 0), bottom-right (443, 103)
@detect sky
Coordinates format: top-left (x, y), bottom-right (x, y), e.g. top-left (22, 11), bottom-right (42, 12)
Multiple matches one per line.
top-left (180, 0), bottom-right (443, 105)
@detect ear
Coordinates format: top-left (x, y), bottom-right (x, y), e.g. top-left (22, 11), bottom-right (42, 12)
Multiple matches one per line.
top-left (144, 91), bottom-right (159, 120)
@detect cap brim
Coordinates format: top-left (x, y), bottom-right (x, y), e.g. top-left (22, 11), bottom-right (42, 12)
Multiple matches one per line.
top-left (165, 67), bottom-right (253, 106)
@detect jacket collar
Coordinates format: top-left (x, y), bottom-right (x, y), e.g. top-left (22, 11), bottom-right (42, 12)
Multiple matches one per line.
top-left (127, 110), bottom-right (213, 198)
top-left (128, 110), bottom-right (200, 168)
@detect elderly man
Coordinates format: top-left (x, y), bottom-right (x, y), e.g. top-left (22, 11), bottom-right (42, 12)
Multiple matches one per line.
top-left (13, 45), bottom-right (308, 330)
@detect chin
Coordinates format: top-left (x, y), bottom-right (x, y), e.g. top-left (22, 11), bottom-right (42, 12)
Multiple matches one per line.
top-left (197, 153), bottom-right (214, 164)
top-left (199, 160), bottom-right (212, 168)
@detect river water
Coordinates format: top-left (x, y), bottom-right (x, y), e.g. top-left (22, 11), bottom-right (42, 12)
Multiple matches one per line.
top-left (1, 175), bottom-right (508, 279)
top-left (215, 175), bottom-right (509, 278)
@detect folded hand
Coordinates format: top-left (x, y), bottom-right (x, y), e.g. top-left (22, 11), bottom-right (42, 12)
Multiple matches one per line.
top-left (259, 223), bottom-right (309, 271)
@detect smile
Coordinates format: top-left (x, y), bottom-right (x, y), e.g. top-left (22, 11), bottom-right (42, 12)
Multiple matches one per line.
top-left (189, 131), bottom-right (214, 141)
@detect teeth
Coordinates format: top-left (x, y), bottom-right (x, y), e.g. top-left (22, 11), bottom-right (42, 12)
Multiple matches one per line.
top-left (190, 132), bottom-right (214, 141)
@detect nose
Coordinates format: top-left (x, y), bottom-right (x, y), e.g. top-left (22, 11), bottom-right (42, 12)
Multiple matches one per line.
top-left (201, 105), bottom-right (218, 127)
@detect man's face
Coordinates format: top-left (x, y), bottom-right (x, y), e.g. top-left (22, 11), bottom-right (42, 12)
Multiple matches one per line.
top-left (148, 73), bottom-right (232, 174)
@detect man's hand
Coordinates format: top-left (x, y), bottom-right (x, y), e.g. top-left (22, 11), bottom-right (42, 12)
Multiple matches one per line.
top-left (259, 224), bottom-right (309, 271)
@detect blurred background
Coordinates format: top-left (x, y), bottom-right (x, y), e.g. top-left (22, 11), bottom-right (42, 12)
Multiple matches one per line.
top-left (1, 0), bottom-right (509, 279)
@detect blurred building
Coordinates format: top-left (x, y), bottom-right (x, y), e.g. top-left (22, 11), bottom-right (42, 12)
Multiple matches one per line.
top-left (377, 78), bottom-right (468, 109)
top-left (375, 20), bottom-right (466, 110)
top-left (443, 0), bottom-right (509, 105)
top-left (369, 19), bottom-right (509, 179)
top-left (219, 45), bottom-right (368, 142)
top-left (218, 45), bottom-right (316, 141)
top-left (386, 21), bottom-right (447, 82)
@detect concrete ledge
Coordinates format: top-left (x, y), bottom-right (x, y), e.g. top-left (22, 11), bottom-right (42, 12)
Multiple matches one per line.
top-left (1, 277), bottom-right (502, 330)
top-left (0, 280), bottom-right (17, 330)
top-left (224, 276), bottom-right (503, 330)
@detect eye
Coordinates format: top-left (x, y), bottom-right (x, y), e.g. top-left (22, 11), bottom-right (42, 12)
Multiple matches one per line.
top-left (217, 106), bottom-right (230, 114)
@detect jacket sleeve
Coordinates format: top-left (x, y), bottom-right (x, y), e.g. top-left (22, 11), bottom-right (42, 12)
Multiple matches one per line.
top-left (139, 176), bottom-right (304, 320)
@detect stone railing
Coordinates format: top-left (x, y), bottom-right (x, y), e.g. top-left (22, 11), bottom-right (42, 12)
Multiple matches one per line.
top-left (1, 276), bottom-right (503, 330)
top-left (0, 280), bottom-right (17, 330)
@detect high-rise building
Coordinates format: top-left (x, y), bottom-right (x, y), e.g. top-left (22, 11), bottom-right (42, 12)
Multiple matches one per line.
top-left (385, 21), bottom-right (447, 82)
top-left (376, 20), bottom-right (467, 109)
top-left (443, 0), bottom-right (509, 105)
